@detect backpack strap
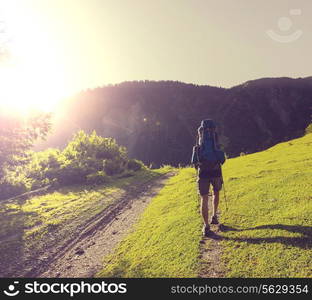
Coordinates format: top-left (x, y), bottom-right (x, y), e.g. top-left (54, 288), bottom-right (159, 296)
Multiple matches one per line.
top-left (212, 131), bottom-right (217, 150)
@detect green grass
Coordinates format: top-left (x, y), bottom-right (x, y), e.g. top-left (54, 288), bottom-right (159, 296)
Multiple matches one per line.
top-left (98, 134), bottom-right (312, 277)
top-left (2, 133), bottom-right (311, 277)
top-left (220, 133), bottom-right (312, 277)
top-left (0, 167), bottom-right (171, 276)
top-left (96, 168), bottom-right (202, 277)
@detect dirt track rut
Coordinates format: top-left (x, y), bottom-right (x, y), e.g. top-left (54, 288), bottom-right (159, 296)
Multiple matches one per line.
top-left (39, 172), bottom-right (175, 278)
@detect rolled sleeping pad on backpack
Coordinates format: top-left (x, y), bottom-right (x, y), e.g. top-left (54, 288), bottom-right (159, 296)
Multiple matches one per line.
top-left (201, 119), bottom-right (216, 129)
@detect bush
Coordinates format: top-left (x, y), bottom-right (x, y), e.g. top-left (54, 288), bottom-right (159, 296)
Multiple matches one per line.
top-left (103, 158), bottom-right (127, 176)
top-left (86, 171), bottom-right (110, 185)
top-left (127, 159), bottom-right (144, 171)
top-left (56, 164), bottom-right (90, 185)
top-left (2, 130), bottom-right (134, 191)
top-left (26, 149), bottom-right (64, 188)
top-left (0, 180), bottom-right (28, 200)
top-left (62, 130), bottom-right (128, 178)
top-left (63, 130), bottom-right (127, 166)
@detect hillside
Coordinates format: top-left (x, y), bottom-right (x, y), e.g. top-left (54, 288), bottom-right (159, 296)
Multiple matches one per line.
top-left (97, 133), bottom-right (312, 277)
top-left (36, 77), bottom-right (312, 167)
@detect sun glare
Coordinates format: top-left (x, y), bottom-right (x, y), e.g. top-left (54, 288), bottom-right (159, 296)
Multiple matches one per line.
top-left (0, 3), bottom-right (71, 114)
top-left (0, 65), bottom-right (68, 113)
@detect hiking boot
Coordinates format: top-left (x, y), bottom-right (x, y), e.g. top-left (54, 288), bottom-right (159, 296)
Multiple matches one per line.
top-left (210, 215), bottom-right (219, 225)
top-left (202, 225), bottom-right (211, 237)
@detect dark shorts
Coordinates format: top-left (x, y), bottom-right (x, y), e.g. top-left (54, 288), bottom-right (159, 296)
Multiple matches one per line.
top-left (197, 176), bottom-right (223, 196)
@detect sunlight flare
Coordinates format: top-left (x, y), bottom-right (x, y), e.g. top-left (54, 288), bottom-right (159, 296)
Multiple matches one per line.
top-left (0, 65), bottom-right (69, 113)
top-left (0, 2), bottom-right (70, 114)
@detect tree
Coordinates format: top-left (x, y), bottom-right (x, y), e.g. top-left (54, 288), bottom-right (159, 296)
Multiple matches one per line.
top-left (0, 112), bottom-right (51, 180)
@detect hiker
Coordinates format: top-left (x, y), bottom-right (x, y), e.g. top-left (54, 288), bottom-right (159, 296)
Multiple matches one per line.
top-left (191, 119), bottom-right (226, 236)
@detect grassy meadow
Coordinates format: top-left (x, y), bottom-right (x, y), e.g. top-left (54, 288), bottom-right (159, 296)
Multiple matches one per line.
top-left (98, 133), bottom-right (312, 277)
top-left (97, 167), bottom-right (202, 277)
top-left (220, 132), bottom-right (312, 277)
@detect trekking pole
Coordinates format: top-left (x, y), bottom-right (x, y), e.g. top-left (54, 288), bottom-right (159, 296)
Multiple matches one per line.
top-left (222, 176), bottom-right (228, 212)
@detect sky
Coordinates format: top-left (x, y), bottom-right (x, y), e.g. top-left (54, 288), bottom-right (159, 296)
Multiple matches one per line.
top-left (0, 0), bottom-right (312, 110)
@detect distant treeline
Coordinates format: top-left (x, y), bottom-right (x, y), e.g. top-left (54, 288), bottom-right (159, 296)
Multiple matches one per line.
top-left (37, 77), bottom-right (312, 167)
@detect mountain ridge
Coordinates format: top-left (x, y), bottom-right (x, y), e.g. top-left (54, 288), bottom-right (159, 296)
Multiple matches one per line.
top-left (36, 76), bottom-right (312, 167)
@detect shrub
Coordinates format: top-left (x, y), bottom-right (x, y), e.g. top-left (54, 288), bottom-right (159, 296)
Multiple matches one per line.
top-left (0, 179), bottom-right (28, 200)
top-left (62, 130), bottom-right (128, 178)
top-left (86, 171), bottom-right (110, 185)
top-left (63, 130), bottom-right (127, 166)
top-left (127, 159), bottom-right (144, 171)
top-left (103, 158), bottom-right (126, 176)
top-left (56, 164), bottom-right (90, 185)
top-left (26, 149), bottom-right (64, 187)
top-left (1, 130), bottom-right (134, 192)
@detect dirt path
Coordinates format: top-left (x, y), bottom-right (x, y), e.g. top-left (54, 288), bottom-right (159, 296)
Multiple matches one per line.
top-left (39, 172), bottom-right (175, 278)
top-left (198, 198), bottom-right (225, 278)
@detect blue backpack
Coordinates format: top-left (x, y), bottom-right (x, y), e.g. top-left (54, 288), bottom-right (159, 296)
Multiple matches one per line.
top-left (191, 119), bottom-right (226, 165)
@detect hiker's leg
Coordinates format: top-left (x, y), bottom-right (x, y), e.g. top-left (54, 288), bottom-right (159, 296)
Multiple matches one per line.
top-left (212, 191), bottom-right (219, 217)
top-left (201, 194), bottom-right (209, 226)
top-left (198, 178), bottom-right (210, 226)
top-left (212, 177), bottom-right (223, 217)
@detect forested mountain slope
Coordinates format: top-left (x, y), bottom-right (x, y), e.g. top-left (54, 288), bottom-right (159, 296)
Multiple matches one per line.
top-left (37, 77), bottom-right (312, 166)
